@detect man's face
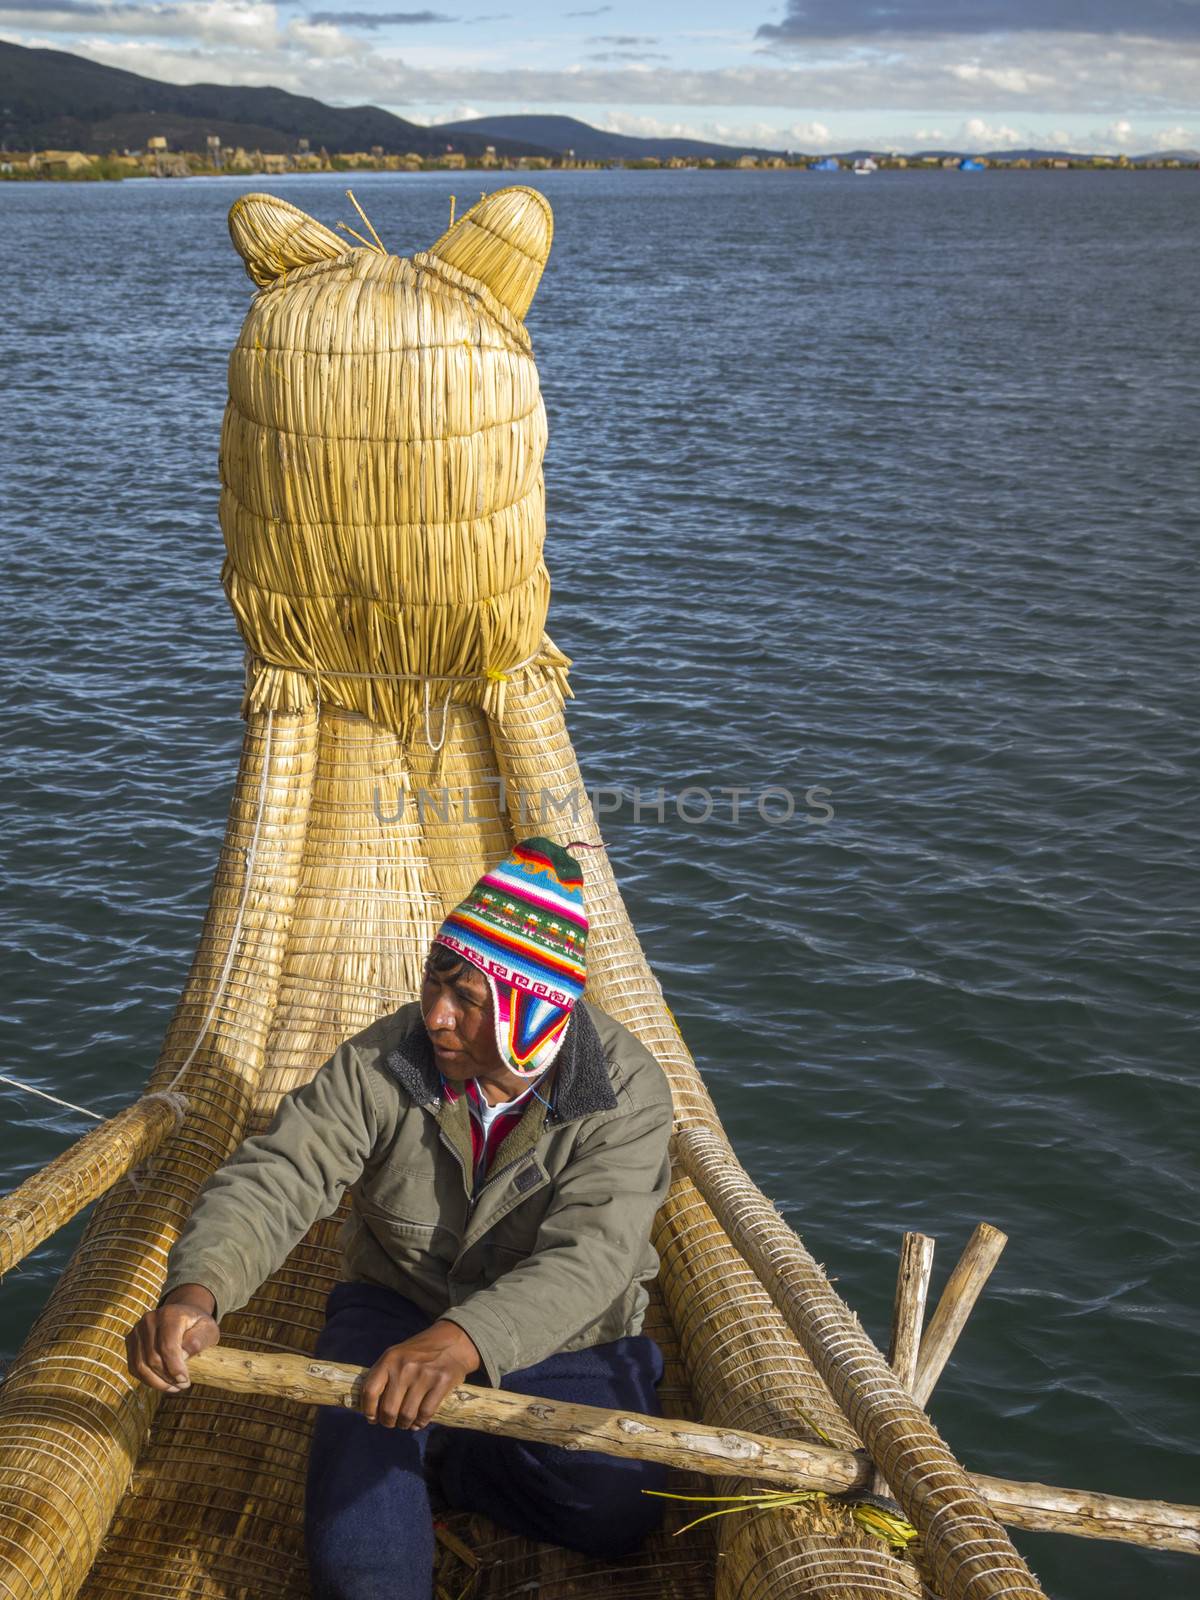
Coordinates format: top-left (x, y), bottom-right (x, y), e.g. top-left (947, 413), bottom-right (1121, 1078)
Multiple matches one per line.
top-left (420, 947), bottom-right (507, 1083)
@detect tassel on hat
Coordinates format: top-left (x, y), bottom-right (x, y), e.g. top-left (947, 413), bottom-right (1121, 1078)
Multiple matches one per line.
top-left (433, 837), bottom-right (596, 1080)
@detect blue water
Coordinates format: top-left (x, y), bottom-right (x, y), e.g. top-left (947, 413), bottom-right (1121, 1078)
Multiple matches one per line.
top-left (1, 169), bottom-right (1197, 1598)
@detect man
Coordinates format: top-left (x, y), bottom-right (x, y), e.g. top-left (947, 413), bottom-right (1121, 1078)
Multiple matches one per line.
top-left (126, 836), bottom-right (676, 1599)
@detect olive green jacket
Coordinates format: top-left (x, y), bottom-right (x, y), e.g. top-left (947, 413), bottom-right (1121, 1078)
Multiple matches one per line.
top-left (158, 998), bottom-right (675, 1385)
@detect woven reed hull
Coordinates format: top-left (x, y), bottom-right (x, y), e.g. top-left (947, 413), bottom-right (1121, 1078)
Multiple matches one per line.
top-left (0, 672), bottom-right (925, 1600)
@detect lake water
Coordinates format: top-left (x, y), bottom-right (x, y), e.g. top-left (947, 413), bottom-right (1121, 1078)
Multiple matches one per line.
top-left (1, 168), bottom-right (1196, 1598)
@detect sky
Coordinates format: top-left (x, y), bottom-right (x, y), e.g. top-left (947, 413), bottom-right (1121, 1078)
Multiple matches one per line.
top-left (3, 0), bottom-right (1199, 153)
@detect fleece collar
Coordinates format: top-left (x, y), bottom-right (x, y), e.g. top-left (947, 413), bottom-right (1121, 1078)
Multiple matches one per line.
top-left (384, 999), bottom-right (618, 1124)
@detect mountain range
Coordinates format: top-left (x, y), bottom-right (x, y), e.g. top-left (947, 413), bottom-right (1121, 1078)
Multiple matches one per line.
top-left (1, 40), bottom-right (1193, 165)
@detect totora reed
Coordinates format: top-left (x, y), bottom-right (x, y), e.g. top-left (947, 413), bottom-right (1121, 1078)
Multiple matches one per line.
top-left (0, 186), bottom-right (1193, 1600)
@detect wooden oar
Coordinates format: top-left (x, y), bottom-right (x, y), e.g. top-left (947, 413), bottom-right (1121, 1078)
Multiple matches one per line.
top-left (185, 1345), bottom-right (1200, 1556)
top-left (188, 1344), bottom-right (866, 1493)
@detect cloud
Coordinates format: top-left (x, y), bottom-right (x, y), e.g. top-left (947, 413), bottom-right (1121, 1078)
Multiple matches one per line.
top-left (1152, 123), bottom-right (1197, 148)
top-left (0, 0), bottom-right (105, 12)
top-left (1105, 116), bottom-right (1135, 145)
top-left (586, 50), bottom-right (668, 63)
top-left (757, 1), bottom-right (1200, 42)
top-left (5, 10), bottom-right (1198, 117)
top-left (306, 9), bottom-right (454, 24)
top-left (787, 119), bottom-right (832, 145)
top-left (959, 115), bottom-right (1023, 146)
top-left (565, 3), bottom-right (609, 14)
top-left (0, 0), bottom-right (287, 47)
top-left (948, 62), bottom-right (1054, 94)
top-left (585, 31), bottom-right (664, 64)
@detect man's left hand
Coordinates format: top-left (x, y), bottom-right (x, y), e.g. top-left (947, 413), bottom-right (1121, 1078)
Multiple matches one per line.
top-left (359, 1320), bottom-right (481, 1429)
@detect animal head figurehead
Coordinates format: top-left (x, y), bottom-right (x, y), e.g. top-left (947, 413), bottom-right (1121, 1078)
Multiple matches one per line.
top-left (219, 187), bottom-right (569, 749)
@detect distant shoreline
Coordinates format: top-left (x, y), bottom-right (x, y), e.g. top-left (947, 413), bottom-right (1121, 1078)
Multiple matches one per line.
top-left (4, 151), bottom-right (1197, 183)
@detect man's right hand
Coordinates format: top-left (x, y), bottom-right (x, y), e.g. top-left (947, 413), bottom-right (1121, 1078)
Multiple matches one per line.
top-left (125, 1284), bottom-right (220, 1393)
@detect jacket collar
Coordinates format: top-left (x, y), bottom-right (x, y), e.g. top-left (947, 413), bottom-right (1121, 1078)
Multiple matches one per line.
top-left (384, 998), bottom-right (618, 1124)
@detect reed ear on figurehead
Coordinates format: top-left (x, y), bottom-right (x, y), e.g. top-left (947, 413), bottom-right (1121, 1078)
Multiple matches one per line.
top-left (427, 185), bottom-right (553, 320)
top-left (227, 193), bottom-right (347, 288)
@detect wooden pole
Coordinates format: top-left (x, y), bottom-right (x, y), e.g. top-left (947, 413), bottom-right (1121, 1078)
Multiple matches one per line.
top-left (971, 1473), bottom-right (1200, 1556)
top-left (0, 1094), bottom-right (184, 1276)
top-left (187, 1344), bottom-right (867, 1493)
top-left (912, 1222), bottom-right (1007, 1409)
top-left (888, 1232), bottom-right (937, 1391)
top-left (184, 1345), bottom-right (1200, 1557)
top-left (872, 1231), bottom-right (936, 1495)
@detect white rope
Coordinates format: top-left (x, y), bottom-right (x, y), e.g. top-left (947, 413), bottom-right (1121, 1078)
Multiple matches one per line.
top-left (141, 1090), bottom-right (191, 1127)
top-left (0, 1074), bottom-right (103, 1123)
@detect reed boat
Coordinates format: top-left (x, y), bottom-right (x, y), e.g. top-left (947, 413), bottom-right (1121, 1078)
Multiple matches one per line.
top-left (0, 186), bottom-right (1192, 1600)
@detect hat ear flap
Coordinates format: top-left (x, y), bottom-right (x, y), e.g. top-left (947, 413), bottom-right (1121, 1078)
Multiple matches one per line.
top-left (427, 185), bottom-right (552, 321)
top-left (228, 192), bottom-right (346, 288)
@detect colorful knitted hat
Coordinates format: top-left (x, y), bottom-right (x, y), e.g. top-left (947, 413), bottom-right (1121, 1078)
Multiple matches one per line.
top-left (433, 836), bottom-right (589, 1080)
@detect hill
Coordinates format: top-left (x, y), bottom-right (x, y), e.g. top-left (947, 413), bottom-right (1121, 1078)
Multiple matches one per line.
top-left (0, 40), bottom-right (543, 157)
top-left (440, 113), bottom-right (784, 161)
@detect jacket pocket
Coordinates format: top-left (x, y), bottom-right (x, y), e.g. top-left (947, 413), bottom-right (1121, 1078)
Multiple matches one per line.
top-left (357, 1164), bottom-right (446, 1230)
top-left (355, 1198), bottom-right (460, 1279)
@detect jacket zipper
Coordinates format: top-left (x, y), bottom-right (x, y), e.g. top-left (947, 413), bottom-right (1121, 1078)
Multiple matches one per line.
top-left (431, 1107), bottom-right (476, 1226)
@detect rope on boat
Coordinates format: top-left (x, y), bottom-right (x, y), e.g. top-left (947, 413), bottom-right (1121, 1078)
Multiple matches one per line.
top-left (0, 1074), bottom-right (104, 1122)
top-left (246, 641), bottom-right (546, 754)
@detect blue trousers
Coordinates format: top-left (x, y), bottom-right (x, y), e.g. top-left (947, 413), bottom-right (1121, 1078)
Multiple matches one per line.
top-left (304, 1280), bottom-right (668, 1600)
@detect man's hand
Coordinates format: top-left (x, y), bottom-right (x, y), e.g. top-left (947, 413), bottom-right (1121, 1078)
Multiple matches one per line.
top-left (360, 1320), bottom-right (481, 1430)
top-left (126, 1284), bottom-right (220, 1393)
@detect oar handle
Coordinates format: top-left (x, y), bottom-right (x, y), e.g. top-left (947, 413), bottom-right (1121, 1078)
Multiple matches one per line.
top-left (185, 1344), bottom-right (866, 1493)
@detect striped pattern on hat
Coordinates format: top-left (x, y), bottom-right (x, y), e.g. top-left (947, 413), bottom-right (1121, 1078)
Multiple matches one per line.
top-left (436, 836), bottom-right (587, 1010)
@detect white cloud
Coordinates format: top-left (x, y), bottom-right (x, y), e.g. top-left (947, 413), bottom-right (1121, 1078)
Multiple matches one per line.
top-left (960, 116), bottom-right (1024, 147)
top-left (1153, 123), bottom-right (1196, 148)
top-left (948, 62), bottom-right (1054, 95)
top-left (285, 19), bottom-right (358, 60)
top-left (5, 1), bottom-right (288, 49)
top-left (1106, 117), bottom-right (1135, 146)
top-left (787, 119), bottom-right (832, 146)
top-left (596, 110), bottom-right (801, 148)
